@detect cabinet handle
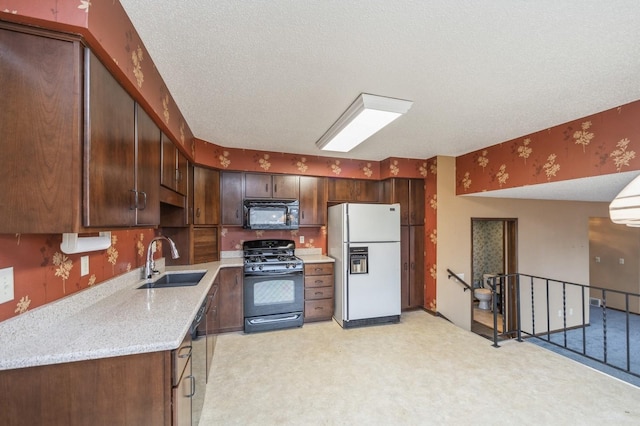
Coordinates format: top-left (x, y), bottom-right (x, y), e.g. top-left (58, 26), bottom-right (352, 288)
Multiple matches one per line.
top-left (178, 345), bottom-right (192, 358)
top-left (274, 183), bottom-right (277, 193)
top-left (139, 191), bottom-right (147, 210)
top-left (265, 183), bottom-right (269, 193)
top-left (175, 169), bottom-right (180, 183)
top-left (314, 292), bottom-right (323, 296)
top-left (314, 268), bottom-right (323, 273)
top-left (129, 189), bottom-right (137, 210)
top-left (404, 262), bottom-right (408, 271)
top-left (314, 280), bottom-right (323, 284)
top-left (196, 207), bottom-right (201, 218)
top-left (187, 375), bottom-right (196, 398)
top-left (236, 209), bottom-right (239, 219)
top-left (410, 262), bottom-right (415, 271)
top-left (315, 306), bottom-right (324, 310)
top-left (301, 211), bottom-right (305, 220)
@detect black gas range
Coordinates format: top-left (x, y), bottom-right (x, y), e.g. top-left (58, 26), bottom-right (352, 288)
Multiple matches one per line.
top-left (243, 239), bottom-right (304, 274)
top-left (242, 239), bottom-right (305, 333)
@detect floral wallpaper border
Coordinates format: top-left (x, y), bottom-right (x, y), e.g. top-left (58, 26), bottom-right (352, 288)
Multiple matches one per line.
top-left (456, 100), bottom-right (640, 194)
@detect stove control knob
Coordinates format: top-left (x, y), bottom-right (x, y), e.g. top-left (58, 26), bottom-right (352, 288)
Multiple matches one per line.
top-left (259, 265), bottom-right (263, 271)
top-left (251, 266), bottom-right (256, 271)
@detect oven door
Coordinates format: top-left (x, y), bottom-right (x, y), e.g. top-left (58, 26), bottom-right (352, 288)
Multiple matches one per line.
top-left (243, 270), bottom-right (304, 332)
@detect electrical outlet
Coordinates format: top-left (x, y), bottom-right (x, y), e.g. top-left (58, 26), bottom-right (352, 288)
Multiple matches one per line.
top-left (569, 308), bottom-right (573, 316)
top-left (299, 236), bottom-right (305, 244)
top-left (619, 258), bottom-right (625, 265)
top-left (0, 267), bottom-right (15, 304)
top-left (595, 256), bottom-right (601, 263)
top-left (558, 309), bottom-right (562, 317)
top-left (81, 256), bottom-right (89, 277)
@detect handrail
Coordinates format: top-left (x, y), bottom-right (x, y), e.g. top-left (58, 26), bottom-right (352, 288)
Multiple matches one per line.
top-left (446, 269), bottom-right (473, 292)
top-left (485, 272), bottom-right (640, 381)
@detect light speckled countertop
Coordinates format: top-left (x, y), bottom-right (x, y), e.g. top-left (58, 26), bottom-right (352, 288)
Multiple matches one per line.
top-left (0, 252), bottom-right (334, 371)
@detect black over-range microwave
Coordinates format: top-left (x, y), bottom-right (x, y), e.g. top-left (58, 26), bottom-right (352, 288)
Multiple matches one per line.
top-left (243, 199), bottom-right (299, 230)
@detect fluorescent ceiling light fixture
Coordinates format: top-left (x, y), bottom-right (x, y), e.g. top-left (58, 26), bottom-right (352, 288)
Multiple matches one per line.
top-left (315, 93), bottom-right (413, 152)
top-left (609, 174), bottom-right (640, 226)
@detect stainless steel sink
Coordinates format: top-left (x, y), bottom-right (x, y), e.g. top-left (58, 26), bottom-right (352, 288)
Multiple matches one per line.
top-left (137, 271), bottom-right (206, 289)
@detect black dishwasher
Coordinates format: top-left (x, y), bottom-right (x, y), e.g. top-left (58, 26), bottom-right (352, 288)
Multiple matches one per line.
top-left (191, 297), bottom-right (209, 425)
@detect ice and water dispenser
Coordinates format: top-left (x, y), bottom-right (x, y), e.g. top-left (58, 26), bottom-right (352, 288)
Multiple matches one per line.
top-left (349, 247), bottom-right (368, 274)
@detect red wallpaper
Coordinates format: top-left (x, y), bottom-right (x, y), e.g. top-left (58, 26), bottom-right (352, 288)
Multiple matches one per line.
top-left (220, 227), bottom-right (326, 252)
top-left (0, 229), bottom-right (161, 322)
top-left (456, 100), bottom-right (640, 194)
top-left (194, 139), bottom-right (427, 180)
top-left (424, 157), bottom-right (438, 311)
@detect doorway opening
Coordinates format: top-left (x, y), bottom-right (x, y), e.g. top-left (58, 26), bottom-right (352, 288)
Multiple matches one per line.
top-left (470, 218), bottom-right (518, 338)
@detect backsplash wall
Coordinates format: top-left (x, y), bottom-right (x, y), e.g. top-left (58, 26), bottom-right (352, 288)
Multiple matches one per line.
top-left (0, 229), bottom-right (159, 322)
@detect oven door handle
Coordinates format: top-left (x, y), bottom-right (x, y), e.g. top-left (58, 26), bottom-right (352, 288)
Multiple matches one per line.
top-left (247, 313), bottom-right (302, 325)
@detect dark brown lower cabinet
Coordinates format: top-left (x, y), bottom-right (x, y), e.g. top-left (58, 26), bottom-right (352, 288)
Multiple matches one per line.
top-left (0, 351), bottom-right (172, 426)
top-left (303, 263), bottom-right (335, 322)
top-left (215, 267), bottom-right (244, 333)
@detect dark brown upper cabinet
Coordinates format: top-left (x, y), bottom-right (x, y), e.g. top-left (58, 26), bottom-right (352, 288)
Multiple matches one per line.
top-left (84, 52), bottom-right (160, 227)
top-left (161, 133), bottom-right (188, 196)
top-left (193, 166), bottom-right (220, 225)
top-left (328, 178), bottom-right (381, 203)
top-left (220, 172), bottom-right (244, 225)
top-left (299, 176), bottom-right (327, 226)
top-left (383, 178), bottom-right (425, 226)
top-left (0, 26), bottom-right (84, 233)
top-left (244, 173), bottom-right (299, 199)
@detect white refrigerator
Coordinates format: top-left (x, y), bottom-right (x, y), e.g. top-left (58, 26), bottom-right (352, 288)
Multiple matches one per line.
top-left (328, 203), bottom-right (401, 328)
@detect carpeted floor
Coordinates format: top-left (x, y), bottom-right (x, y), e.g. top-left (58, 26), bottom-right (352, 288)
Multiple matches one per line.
top-left (199, 310), bottom-right (640, 425)
top-left (529, 307), bottom-right (640, 387)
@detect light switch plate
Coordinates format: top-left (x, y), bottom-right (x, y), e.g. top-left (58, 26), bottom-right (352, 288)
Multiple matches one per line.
top-left (299, 236), bottom-right (305, 244)
top-left (0, 267), bottom-right (15, 305)
top-left (81, 256), bottom-right (89, 277)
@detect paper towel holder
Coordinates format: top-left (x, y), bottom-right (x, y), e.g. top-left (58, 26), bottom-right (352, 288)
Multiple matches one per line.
top-left (60, 232), bottom-right (112, 254)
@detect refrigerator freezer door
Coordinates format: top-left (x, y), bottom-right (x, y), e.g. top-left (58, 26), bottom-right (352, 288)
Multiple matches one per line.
top-left (347, 242), bottom-right (401, 321)
top-left (347, 203), bottom-right (401, 242)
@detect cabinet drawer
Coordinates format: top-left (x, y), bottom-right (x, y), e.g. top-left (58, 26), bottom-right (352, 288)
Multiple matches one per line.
top-left (304, 298), bottom-right (333, 321)
top-left (304, 263), bottom-right (334, 276)
top-left (304, 286), bottom-right (333, 300)
top-left (304, 275), bottom-right (333, 288)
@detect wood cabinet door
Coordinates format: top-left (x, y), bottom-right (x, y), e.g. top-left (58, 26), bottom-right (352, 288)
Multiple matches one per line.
top-left (400, 226), bottom-right (411, 310)
top-left (135, 104), bottom-right (161, 226)
top-left (217, 267), bottom-right (243, 332)
top-left (327, 178), bottom-right (352, 202)
top-left (355, 179), bottom-right (381, 202)
top-left (193, 166), bottom-right (219, 225)
top-left (0, 28), bottom-right (83, 233)
top-left (299, 176), bottom-right (326, 226)
top-left (391, 179), bottom-right (410, 225)
top-left (172, 356), bottom-right (192, 426)
top-left (409, 225), bottom-right (425, 308)
top-left (244, 173), bottom-right (272, 198)
top-left (85, 51), bottom-right (136, 227)
top-left (176, 150), bottom-right (189, 196)
top-left (192, 226), bottom-right (218, 264)
top-left (161, 132), bottom-right (177, 191)
top-left (409, 179), bottom-right (425, 225)
top-left (220, 172), bottom-right (243, 225)
top-left (272, 174), bottom-right (299, 199)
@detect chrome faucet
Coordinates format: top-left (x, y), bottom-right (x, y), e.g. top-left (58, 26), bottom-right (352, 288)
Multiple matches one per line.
top-left (145, 236), bottom-right (180, 279)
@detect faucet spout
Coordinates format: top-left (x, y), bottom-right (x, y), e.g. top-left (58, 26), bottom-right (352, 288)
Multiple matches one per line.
top-left (145, 236), bottom-right (180, 279)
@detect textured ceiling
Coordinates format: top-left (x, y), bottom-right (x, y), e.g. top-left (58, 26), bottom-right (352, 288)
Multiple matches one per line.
top-left (119, 0), bottom-right (640, 201)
